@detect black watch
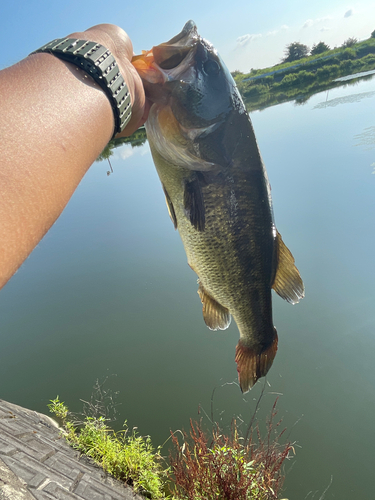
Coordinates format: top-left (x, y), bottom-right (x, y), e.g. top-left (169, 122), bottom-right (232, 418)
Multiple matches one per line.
top-left (31, 38), bottom-right (132, 138)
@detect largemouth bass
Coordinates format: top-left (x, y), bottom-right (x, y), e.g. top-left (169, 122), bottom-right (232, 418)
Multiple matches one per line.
top-left (132, 21), bottom-right (304, 393)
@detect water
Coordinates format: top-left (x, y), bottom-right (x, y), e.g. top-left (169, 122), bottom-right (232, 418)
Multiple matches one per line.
top-left (1, 75), bottom-right (375, 498)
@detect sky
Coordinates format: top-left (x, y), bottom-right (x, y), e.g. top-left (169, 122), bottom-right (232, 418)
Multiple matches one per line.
top-left (1, 0), bottom-right (375, 73)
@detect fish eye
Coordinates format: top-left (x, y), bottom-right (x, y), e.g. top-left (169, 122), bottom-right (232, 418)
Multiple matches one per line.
top-left (203, 59), bottom-right (220, 76)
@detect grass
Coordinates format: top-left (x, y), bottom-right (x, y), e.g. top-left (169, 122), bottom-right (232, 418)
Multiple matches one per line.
top-left (48, 384), bottom-right (292, 500)
top-left (48, 396), bottom-right (166, 498)
top-left (236, 37), bottom-right (375, 79)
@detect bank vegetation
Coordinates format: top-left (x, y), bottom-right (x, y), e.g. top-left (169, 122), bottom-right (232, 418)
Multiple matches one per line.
top-left (48, 388), bottom-right (292, 500)
top-left (232, 35), bottom-right (375, 111)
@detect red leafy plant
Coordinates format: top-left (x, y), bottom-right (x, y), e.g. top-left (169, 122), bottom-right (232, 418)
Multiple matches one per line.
top-left (169, 399), bottom-right (292, 500)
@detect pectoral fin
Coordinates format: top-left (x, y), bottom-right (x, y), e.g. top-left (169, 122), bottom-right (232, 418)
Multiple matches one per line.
top-left (198, 283), bottom-right (231, 330)
top-left (162, 184), bottom-right (177, 229)
top-left (184, 176), bottom-right (205, 231)
top-left (272, 231), bottom-right (305, 304)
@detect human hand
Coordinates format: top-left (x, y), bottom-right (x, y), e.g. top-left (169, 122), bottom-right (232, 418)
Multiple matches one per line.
top-left (68, 24), bottom-right (150, 137)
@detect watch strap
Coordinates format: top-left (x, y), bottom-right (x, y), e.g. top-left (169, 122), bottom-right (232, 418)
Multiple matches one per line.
top-left (31, 38), bottom-right (132, 138)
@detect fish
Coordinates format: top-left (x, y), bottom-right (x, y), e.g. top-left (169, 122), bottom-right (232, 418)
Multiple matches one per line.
top-left (132, 21), bottom-right (304, 393)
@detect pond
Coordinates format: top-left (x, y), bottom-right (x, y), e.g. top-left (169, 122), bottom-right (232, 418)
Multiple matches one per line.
top-left (1, 74), bottom-right (375, 499)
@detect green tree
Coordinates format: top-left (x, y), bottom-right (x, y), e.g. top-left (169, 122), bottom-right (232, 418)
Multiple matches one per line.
top-left (282, 42), bottom-right (310, 63)
top-left (342, 37), bottom-right (358, 48)
top-left (371, 29), bottom-right (375, 38)
top-left (310, 41), bottom-right (330, 55)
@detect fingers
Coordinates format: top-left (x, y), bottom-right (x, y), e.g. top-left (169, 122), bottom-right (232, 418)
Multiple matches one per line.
top-left (83, 24), bottom-right (134, 62)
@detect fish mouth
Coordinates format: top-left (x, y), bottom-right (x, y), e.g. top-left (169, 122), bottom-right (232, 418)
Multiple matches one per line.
top-left (132, 20), bottom-right (200, 85)
top-left (132, 21), bottom-right (230, 169)
top-left (165, 20), bottom-right (197, 45)
top-left (153, 20), bottom-right (198, 71)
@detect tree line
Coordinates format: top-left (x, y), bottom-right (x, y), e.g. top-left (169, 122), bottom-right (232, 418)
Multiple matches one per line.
top-left (282, 29), bottom-right (375, 63)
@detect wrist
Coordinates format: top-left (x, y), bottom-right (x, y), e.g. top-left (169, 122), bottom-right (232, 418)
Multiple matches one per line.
top-left (68, 27), bottom-right (143, 137)
top-left (31, 35), bottom-right (132, 139)
top-left (71, 25), bottom-right (148, 137)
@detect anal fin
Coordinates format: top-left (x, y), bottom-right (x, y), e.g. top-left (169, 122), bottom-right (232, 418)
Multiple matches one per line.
top-left (198, 283), bottom-right (231, 331)
top-left (272, 231), bottom-right (305, 304)
top-left (235, 332), bottom-right (278, 393)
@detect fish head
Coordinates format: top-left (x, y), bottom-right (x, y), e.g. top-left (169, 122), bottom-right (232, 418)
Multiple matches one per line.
top-left (133, 21), bottom-right (244, 170)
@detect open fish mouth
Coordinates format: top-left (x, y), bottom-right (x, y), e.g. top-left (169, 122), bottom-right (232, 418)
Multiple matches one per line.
top-left (133, 20), bottom-right (233, 130)
top-left (132, 20), bottom-right (200, 84)
top-left (132, 21), bottom-right (225, 170)
top-left (153, 20), bottom-right (198, 71)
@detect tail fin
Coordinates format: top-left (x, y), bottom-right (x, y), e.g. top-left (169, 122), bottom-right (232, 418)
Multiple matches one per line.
top-left (235, 331), bottom-right (278, 393)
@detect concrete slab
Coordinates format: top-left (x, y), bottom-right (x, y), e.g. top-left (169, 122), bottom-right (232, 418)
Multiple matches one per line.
top-left (0, 400), bottom-right (145, 500)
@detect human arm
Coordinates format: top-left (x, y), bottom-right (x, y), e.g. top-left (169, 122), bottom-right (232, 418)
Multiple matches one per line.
top-left (0, 24), bottom-right (149, 289)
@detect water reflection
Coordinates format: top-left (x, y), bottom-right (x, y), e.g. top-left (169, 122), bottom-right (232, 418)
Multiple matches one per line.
top-left (97, 127), bottom-right (147, 162)
top-left (354, 126), bottom-right (375, 149)
top-left (313, 90), bottom-right (375, 109)
top-left (335, 68), bottom-right (375, 82)
top-left (243, 70), bottom-right (375, 112)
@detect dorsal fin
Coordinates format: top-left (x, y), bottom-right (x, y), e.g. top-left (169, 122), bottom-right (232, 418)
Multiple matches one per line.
top-left (198, 283), bottom-right (231, 330)
top-left (272, 231), bottom-right (305, 304)
top-left (184, 176), bottom-right (205, 231)
top-left (162, 184), bottom-right (177, 229)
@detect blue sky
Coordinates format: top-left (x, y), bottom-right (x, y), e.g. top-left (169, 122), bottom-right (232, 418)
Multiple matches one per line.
top-left (1, 0), bottom-right (375, 72)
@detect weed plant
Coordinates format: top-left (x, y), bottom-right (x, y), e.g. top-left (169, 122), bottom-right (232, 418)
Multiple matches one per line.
top-left (48, 384), bottom-right (291, 500)
top-left (168, 400), bottom-right (291, 500)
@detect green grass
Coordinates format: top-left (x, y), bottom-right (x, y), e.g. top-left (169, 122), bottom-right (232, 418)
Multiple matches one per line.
top-left (235, 37), bottom-right (375, 79)
top-left (48, 397), bottom-right (166, 498)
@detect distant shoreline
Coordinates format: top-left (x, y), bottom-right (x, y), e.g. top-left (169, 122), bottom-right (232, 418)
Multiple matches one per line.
top-left (232, 37), bottom-right (375, 111)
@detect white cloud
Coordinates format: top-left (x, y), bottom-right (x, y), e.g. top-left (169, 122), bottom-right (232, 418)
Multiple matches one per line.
top-left (120, 147), bottom-right (135, 160)
top-left (303, 16), bottom-right (333, 29)
top-left (236, 33), bottom-right (262, 47)
top-left (266, 25), bottom-right (289, 37)
top-left (318, 16), bottom-right (333, 22)
top-left (117, 143), bottom-right (149, 159)
top-left (226, 3), bottom-right (375, 72)
top-left (303, 19), bottom-right (314, 29)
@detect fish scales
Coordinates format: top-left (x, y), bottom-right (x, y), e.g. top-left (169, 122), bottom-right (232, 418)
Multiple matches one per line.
top-left (133, 21), bottom-right (304, 392)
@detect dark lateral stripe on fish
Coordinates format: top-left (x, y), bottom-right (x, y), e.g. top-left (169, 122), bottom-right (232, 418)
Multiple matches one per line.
top-left (198, 282), bottom-right (231, 330)
top-left (183, 176), bottom-right (205, 231)
top-left (235, 332), bottom-right (278, 393)
top-left (162, 184), bottom-right (178, 229)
